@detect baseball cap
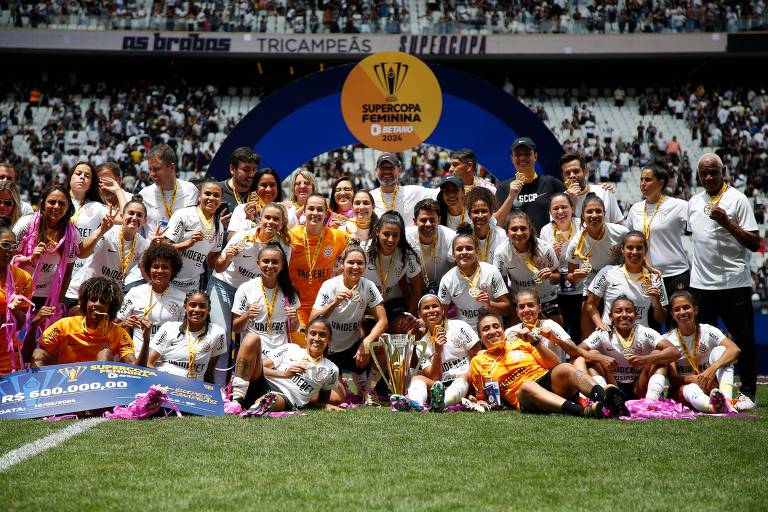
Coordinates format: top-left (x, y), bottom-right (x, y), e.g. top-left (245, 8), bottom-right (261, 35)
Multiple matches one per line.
top-left (510, 137), bottom-right (537, 152)
top-left (439, 175), bottom-right (464, 189)
top-left (377, 152), bottom-right (400, 167)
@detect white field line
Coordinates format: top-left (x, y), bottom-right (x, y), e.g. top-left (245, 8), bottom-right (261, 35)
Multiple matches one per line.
top-left (0, 417), bottom-right (106, 472)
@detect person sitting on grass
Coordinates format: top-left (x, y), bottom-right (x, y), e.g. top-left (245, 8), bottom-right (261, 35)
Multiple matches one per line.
top-left (468, 310), bottom-right (628, 418)
top-left (391, 294), bottom-right (481, 412)
top-left (146, 291), bottom-right (227, 384)
top-left (665, 290), bottom-right (751, 413)
top-left (237, 316), bottom-right (343, 415)
top-left (32, 277), bottom-right (135, 366)
top-left (578, 296), bottom-right (679, 401)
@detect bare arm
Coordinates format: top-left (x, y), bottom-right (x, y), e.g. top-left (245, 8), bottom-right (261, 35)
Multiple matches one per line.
top-left (711, 207), bottom-right (760, 252)
top-left (584, 292), bottom-right (609, 331)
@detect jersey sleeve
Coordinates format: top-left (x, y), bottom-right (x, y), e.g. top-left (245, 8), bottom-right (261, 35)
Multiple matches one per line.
top-left (213, 224), bottom-right (225, 252)
top-left (587, 267), bottom-right (610, 298)
top-left (365, 280), bottom-right (384, 308)
top-left (437, 272), bottom-right (452, 305)
top-left (149, 324), bottom-right (170, 354)
top-left (653, 273), bottom-right (668, 307)
top-left (313, 281), bottom-right (336, 310)
top-left (321, 363), bottom-right (339, 392)
top-left (212, 330), bottom-right (227, 357)
top-left (164, 211), bottom-right (186, 243)
top-left (582, 330), bottom-right (603, 350)
top-left (404, 251), bottom-right (422, 279)
top-left (489, 266), bottom-right (509, 299)
top-left (734, 194), bottom-right (759, 232)
top-left (540, 242), bottom-right (559, 270)
top-left (39, 320), bottom-right (63, 357)
top-left (232, 282), bottom-right (250, 316)
top-left (113, 326), bottom-right (135, 360)
top-left (117, 288), bottom-right (137, 320)
top-left (184, 185), bottom-right (199, 207)
top-left (459, 321), bottom-right (480, 349)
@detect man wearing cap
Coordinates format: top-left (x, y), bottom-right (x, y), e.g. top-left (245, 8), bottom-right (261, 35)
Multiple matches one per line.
top-left (371, 152), bottom-right (438, 228)
top-left (494, 137), bottom-right (565, 232)
top-left (449, 148), bottom-right (496, 195)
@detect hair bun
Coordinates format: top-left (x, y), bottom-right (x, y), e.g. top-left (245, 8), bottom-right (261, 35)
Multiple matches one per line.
top-left (455, 223), bottom-right (474, 236)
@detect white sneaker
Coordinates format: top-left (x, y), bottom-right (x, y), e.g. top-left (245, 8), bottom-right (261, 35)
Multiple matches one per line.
top-left (733, 393), bottom-right (756, 412)
top-left (461, 398), bottom-right (488, 413)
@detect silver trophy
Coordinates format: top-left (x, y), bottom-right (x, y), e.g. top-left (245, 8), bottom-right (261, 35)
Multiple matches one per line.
top-left (369, 334), bottom-right (428, 396)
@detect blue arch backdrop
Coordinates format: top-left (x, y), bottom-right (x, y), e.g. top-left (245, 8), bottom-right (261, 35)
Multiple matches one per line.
top-left (207, 64), bottom-right (564, 182)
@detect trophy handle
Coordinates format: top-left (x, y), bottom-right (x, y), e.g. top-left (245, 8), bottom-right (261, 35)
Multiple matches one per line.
top-left (368, 338), bottom-right (393, 393)
top-left (412, 339), bottom-right (429, 372)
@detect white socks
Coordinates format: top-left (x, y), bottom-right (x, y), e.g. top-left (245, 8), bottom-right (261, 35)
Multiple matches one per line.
top-left (445, 379), bottom-right (469, 407)
top-left (646, 373), bottom-right (666, 400)
top-left (407, 379), bottom-right (428, 404)
top-left (591, 375), bottom-right (608, 388)
top-left (231, 376), bottom-right (249, 400)
top-left (710, 346), bottom-right (734, 399)
top-left (682, 383), bottom-right (710, 412)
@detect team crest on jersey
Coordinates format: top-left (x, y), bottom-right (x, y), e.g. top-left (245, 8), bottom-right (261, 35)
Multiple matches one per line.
top-left (323, 246), bottom-right (333, 258)
top-left (167, 303), bottom-right (180, 315)
top-left (509, 350), bottom-right (526, 362)
top-left (315, 367), bottom-right (328, 380)
top-left (452, 337), bottom-right (462, 349)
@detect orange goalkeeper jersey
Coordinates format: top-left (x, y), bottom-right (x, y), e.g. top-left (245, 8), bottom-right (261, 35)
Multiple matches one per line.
top-left (468, 338), bottom-right (550, 410)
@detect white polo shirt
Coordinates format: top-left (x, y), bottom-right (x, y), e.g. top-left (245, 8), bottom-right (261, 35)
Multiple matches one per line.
top-left (371, 185), bottom-right (439, 228)
top-left (624, 196), bottom-right (689, 278)
top-left (139, 179), bottom-right (199, 234)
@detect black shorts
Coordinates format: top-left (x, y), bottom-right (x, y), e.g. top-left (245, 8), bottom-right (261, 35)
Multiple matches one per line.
top-left (518, 371), bottom-right (553, 413)
top-left (327, 339), bottom-right (366, 374)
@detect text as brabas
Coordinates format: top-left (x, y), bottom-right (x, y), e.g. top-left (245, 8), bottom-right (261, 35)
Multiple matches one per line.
top-left (122, 33), bottom-right (231, 52)
top-left (254, 36), bottom-right (372, 54)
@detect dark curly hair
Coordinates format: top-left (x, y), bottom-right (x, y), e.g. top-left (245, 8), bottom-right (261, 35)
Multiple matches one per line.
top-left (78, 276), bottom-right (124, 320)
top-left (141, 242), bottom-right (183, 279)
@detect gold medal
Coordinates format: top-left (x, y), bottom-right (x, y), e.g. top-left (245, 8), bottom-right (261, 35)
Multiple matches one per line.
top-left (704, 182), bottom-right (727, 218)
top-left (640, 280), bottom-right (652, 294)
top-left (581, 261), bottom-right (592, 273)
top-left (623, 347), bottom-right (633, 359)
top-left (565, 178), bottom-right (580, 190)
top-left (514, 172), bottom-right (526, 183)
top-left (703, 204), bottom-right (713, 216)
top-left (435, 325), bottom-right (446, 336)
top-left (468, 286), bottom-right (481, 298)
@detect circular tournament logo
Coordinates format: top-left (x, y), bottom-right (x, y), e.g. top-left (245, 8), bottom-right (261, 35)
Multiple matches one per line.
top-left (341, 51), bottom-right (442, 152)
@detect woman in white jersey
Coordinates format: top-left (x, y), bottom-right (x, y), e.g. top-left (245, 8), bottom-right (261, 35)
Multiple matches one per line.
top-left (395, 294), bottom-right (480, 412)
top-left (466, 187), bottom-right (505, 265)
top-left (586, 230), bottom-right (668, 330)
top-left (341, 190), bottom-right (377, 244)
top-left (495, 211), bottom-right (561, 325)
top-left (437, 175), bottom-right (469, 230)
top-left (540, 193), bottom-right (582, 338)
top-left (565, 193), bottom-right (628, 340)
top-left (438, 224), bottom-right (510, 331)
top-left (164, 179), bottom-right (225, 294)
top-left (118, 242), bottom-right (186, 361)
top-left (210, 203), bottom-right (291, 340)
top-left (228, 168), bottom-right (285, 237)
top-left (310, 245), bottom-right (388, 404)
top-left (230, 243), bottom-right (301, 402)
top-left (65, 196), bottom-right (149, 313)
top-left (238, 316), bottom-right (342, 414)
top-left (147, 291), bottom-right (227, 383)
top-left (579, 296), bottom-right (678, 400)
top-left (666, 291), bottom-right (752, 413)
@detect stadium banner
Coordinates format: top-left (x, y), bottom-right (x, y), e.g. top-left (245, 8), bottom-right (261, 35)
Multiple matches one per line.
top-left (0, 29), bottom-right (727, 57)
top-left (0, 362), bottom-right (224, 419)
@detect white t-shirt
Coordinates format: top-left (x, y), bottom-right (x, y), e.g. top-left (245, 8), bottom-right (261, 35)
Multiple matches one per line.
top-left (232, 277), bottom-right (301, 354)
top-left (405, 225), bottom-right (455, 294)
top-left (360, 242), bottom-right (421, 301)
top-left (118, 284), bottom-right (187, 355)
top-left (20, 200), bottom-right (34, 216)
top-left (667, 323), bottom-right (726, 375)
top-left (506, 319), bottom-right (570, 361)
top-left (582, 325), bottom-right (664, 383)
top-left (69, 199), bottom-right (108, 282)
top-left (587, 265), bottom-right (668, 327)
top-left (437, 262), bottom-right (508, 331)
top-left (688, 187), bottom-right (758, 290)
top-left (212, 228), bottom-right (292, 289)
top-left (164, 206), bottom-right (225, 291)
top-left (65, 226), bottom-right (149, 299)
top-left (149, 321), bottom-right (227, 381)
top-left (571, 185), bottom-right (623, 224)
top-left (312, 276), bottom-right (383, 353)
top-left (12, 215), bottom-right (78, 297)
top-left (476, 224), bottom-right (507, 266)
top-left (416, 319), bottom-right (479, 381)
top-left (624, 196), bottom-right (689, 277)
top-left (539, 218), bottom-right (583, 296)
top-left (227, 202), bottom-right (257, 233)
top-left (494, 238), bottom-right (560, 303)
top-left (565, 222), bottom-right (628, 291)
top-left (139, 179), bottom-right (199, 234)
top-left (265, 343), bottom-right (339, 408)
top-left (371, 185), bottom-right (439, 228)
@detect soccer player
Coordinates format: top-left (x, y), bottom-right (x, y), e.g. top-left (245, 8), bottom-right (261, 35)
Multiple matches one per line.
top-left (370, 152), bottom-right (438, 228)
top-left (227, 168), bottom-right (286, 236)
top-left (343, 190), bottom-right (377, 244)
top-left (437, 175), bottom-right (469, 230)
top-left (405, 198), bottom-right (455, 295)
top-left (32, 277), bottom-right (135, 366)
top-left (466, 187), bottom-right (505, 265)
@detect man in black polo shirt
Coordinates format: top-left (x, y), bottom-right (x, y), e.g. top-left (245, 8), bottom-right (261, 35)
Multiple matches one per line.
top-left (494, 137), bottom-right (565, 232)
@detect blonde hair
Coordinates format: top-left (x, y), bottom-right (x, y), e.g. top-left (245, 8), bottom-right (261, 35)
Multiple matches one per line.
top-left (290, 170), bottom-right (317, 203)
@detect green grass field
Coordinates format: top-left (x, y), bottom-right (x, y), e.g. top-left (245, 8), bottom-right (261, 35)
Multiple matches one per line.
top-left (1, 387), bottom-right (767, 512)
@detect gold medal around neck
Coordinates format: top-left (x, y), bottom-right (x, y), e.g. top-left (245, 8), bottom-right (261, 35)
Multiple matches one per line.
top-left (703, 204), bottom-right (713, 216)
top-left (565, 178), bottom-right (580, 190)
top-left (468, 286), bottom-right (481, 298)
top-left (581, 261), bottom-right (592, 273)
top-left (623, 347), bottom-right (633, 358)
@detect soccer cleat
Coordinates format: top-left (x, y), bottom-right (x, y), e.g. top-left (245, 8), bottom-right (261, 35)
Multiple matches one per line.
top-left (708, 388), bottom-right (729, 413)
top-left (604, 384), bottom-right (629, 417)
top-left (364, 391), bottom-right (382, 407)
top-left (577, 395), bottom-right (590, 408)
top-left (248, 392), bottom-right (277, 417)
top-left (390, 394), bottom-right (411, 412)
top-left (583, 401), bottom-right (609, 419)
top-left (429, 381), bottom-right (445, 412)
top-left (731, 393), bottom-right (756, 412)
top-left (461, 397), bottom-right (488, 413)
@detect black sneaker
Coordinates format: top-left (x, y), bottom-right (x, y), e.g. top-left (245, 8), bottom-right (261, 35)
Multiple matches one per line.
top-left (583, 401), bottom-right (609, 419)
top-left (604, 384), bottom-right (629, 417)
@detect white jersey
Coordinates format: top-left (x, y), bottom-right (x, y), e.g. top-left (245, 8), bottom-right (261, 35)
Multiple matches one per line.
top-left (437, 262), bottom-right (508, 331)
top-left (667, 323), bottom-right (726, 375)
top-left (265, 344), bottom-right (339, 408)
top-left (65, 226), bottom-right (149, 299)
top-left (494, 238), bottom-right (560, 304)
top-left (360, 242), bottom-right (421, 301)
top-left (232, 277), bottom-right (301, 354)
top-left (571, 185), bottom-right (623, 224)
top-left (506, 319), bottom-right (570, 361)
top-left (565, 222), bottom-right (628, 291)
top-left (625, 196), bottom-right (689, 277)
top-left (416, 319), bottom-right (479, 381)
top-left (583, 325), bottom-right (664, 383)
top-left (20, 200), bottom-right (34, 216)
top-left (313, 276), bottom-right (383, 353)
top-left (587, 265), bottom-right (668, 327)
top-left (227, 202), bottom-right (258, 233)
top-left (688, 187), bottom-right (758, 290)
top-left (149, 321), bottom-right (227, 381)
top-left (371, 185), bottom-right (439, 228)
top-left (540, 218), bottom-right (583, 296)
top-left (139, 179), bottom-right (199, 234)
top-left (69, 199), bottom-right (108, 285)
top-left (12, 214), bottom-right (77, 297)
top-left (118, 284), bottom-right (187, 356)
top-left (212, 228), bottom-right (292, 289)
top-left (446, 210), bottom-right (471, 231)
top-left (405, 225), bottom-right (456, 294)
top-left (476, 224), bottom-right (507, 266)
top-left (164, 206), bottom-right (225, 292)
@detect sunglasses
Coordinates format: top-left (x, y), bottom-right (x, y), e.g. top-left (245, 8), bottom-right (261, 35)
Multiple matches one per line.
top-left (0, 241), bottom-right (19, 251)
top-left (0, 200), bottom-right (14, 208)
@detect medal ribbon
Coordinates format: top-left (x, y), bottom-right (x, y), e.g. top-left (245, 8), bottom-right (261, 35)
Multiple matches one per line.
top-left (160, 179), bottom-right (178, 221)
top-left (642, 195), bottom-right (665, 241)
top-left (553, 221), bottom-right (573, 243)
top-left (380, 185), bottom-right (398, 211)
top-left (573, 224), bottom-right (604, 265)
top-left (478, 230), bottom-right (492, 263)
top-left (614, 326), bottom-right (636, 355)
top-left (259, 277), bottom-right (279, 335)
top-left (377, 251), bottom-right (396, 292)
top-left (706, 183), bottom-right (728, 211)
top-left (621, 265), bottom-right (652, 290)
top-left (418, 236), bottom-right (437, 290)
top-left (144, 287), bottom-right (166, 319)
top-left (118, 227), bottom-right (136, 278)
top-left (302, 227), bottom-right (325, 282)
top-left (186, 329), bottom-right (205, 379)
top-left (676, 326), bottom-right (700, 374)
top-left (459, 265), bottom-right (481, 290)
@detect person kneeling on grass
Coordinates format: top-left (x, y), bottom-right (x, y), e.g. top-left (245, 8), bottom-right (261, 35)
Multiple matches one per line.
top-left (233, 316), bottom-right (342, 415)
top-left (391, 294), bottom-right (481, 412)
top-left (468, 311), bottom-right (628, 418)
top-left (666, 290), bottom-right (752, 413)
top-left (577, 296), bottom-right (680, 401)
top-left (32, 277), bottom-right (135, 366)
